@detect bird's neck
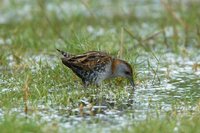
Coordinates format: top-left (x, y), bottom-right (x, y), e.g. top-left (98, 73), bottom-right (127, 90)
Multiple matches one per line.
top-left (111, 59), bottom-right (122, 77)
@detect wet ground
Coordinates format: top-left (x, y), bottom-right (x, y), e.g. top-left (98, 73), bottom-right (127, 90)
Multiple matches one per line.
top-left (1, 51), bottom-right (199, 131)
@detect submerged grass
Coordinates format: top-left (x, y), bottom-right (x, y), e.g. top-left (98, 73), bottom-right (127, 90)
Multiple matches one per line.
top-left (0, 0), bottom-right (200, 132)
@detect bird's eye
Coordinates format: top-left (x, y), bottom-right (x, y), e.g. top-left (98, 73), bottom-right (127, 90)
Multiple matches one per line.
top-left (125, 71), bottom-right (130, 75)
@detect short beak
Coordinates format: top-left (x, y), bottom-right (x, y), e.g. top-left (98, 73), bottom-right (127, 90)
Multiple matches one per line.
top-left (128, 77), bottom-right (135, 89)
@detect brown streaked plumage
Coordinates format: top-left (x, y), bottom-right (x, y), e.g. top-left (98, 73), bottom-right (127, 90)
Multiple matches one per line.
top-left (57, 49), bottom-right (135, 89)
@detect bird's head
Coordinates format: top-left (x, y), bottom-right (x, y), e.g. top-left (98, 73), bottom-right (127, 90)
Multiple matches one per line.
top-left (112, 59), bottom-right (135, 89)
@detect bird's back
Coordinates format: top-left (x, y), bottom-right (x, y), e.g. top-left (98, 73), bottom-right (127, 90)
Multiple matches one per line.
top-left (58, 50), bottom-right (113, 84)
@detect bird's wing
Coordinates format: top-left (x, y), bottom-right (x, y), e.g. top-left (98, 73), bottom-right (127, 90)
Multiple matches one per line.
top-left (61, 51), bottom-right (112, 70)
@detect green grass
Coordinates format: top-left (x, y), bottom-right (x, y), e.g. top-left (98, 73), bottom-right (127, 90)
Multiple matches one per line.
top-left (0, 115), bottom-right (45, 133)
top-left (114, 113), bottom-right (200, 133)
top-left (1, 111), bottom-right (200, 133)
top-left (0, 0), bottom-right (200, 132)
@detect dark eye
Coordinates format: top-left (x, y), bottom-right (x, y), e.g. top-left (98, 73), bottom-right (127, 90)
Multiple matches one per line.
top-left (125, 71), bottom-right (130, 75)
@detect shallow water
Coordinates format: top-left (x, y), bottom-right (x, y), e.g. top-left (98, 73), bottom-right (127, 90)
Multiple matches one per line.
top-left (0, 51), bottom-right (199, 131)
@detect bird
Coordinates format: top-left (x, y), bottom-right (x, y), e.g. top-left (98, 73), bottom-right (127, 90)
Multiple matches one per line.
top-left (57, 49), bottom-right (135, 89)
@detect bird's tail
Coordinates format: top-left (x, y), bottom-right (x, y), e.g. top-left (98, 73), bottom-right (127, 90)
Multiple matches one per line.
top-left (57, 49), bottom-right (72, 58)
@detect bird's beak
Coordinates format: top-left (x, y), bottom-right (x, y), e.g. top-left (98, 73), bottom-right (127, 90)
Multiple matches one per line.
top-left (128, 77), bottom-right (135, 89)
